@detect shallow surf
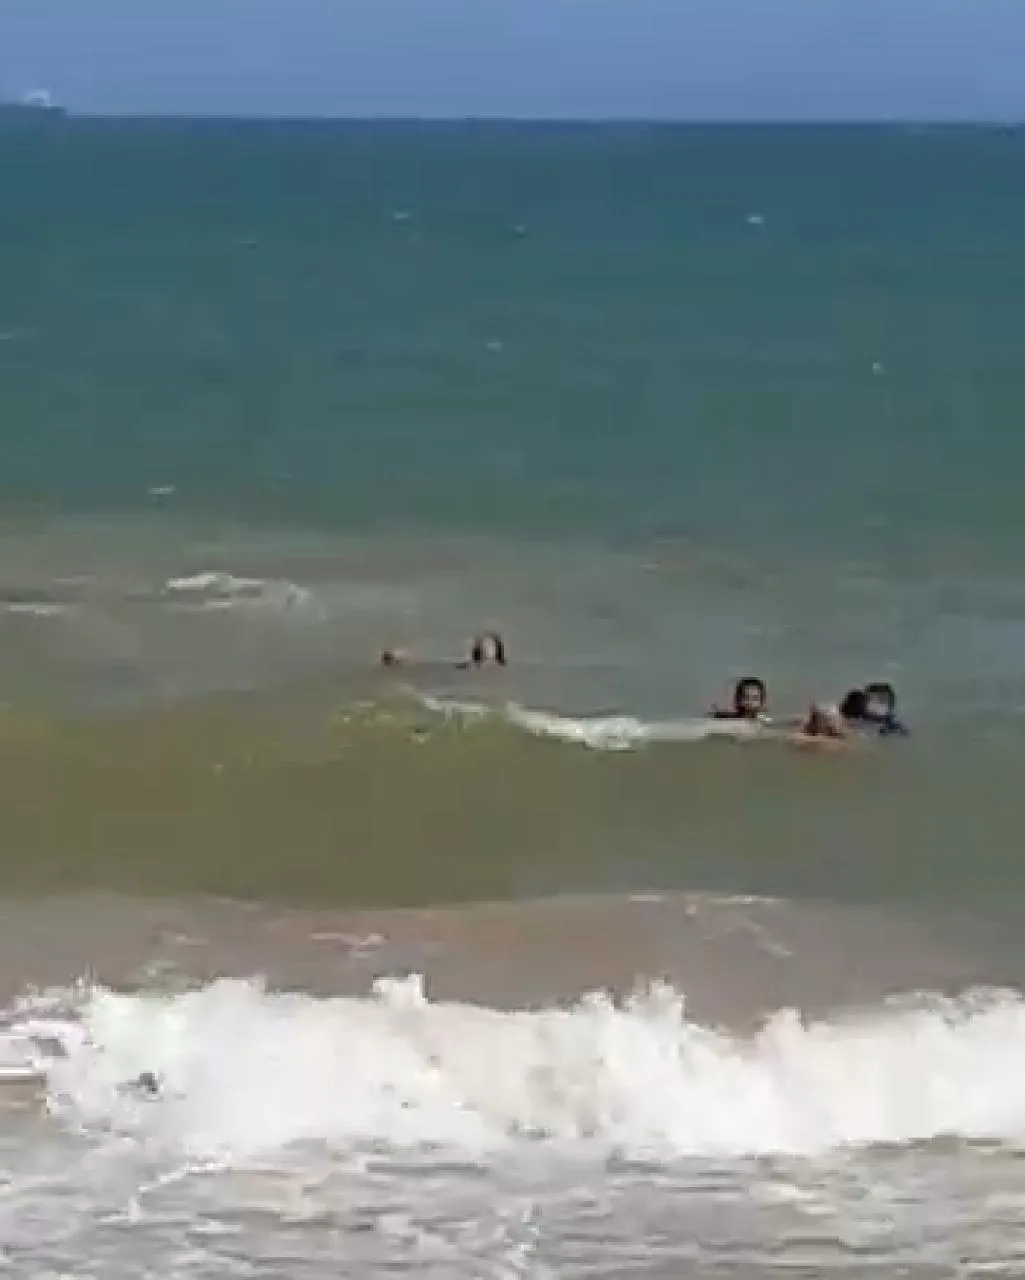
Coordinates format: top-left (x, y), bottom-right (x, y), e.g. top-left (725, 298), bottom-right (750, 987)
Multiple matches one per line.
top-left (0, 890), bottom-right (1022, 1277)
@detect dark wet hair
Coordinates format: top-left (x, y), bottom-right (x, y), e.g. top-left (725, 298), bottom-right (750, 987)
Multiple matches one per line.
top-left (839, 688), bottom-right (868, 721)
top-left (469, 631), bottom-right (507, 667)
top-left (732, 676), bottom-right (766, 712)
top-left (840, 681), bottom-right (907, 735)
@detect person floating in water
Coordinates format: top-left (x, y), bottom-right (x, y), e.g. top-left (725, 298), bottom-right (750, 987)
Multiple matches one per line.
top-left (455, 631), bottom-right (507, 670)
top-left (708, 676), bottom-right (770, 723)
top-left (838, 681), bottom-right (909, 736)
top-left (380, 631), bottom-right (508, 671)
top-left (794, 681), bottom-right (908, 746)
top-left (795, 702), bottom-right (848, 741)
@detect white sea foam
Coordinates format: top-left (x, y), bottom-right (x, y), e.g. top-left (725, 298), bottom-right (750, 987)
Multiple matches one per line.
top-left (0, 602), bottom-right (72, 618)
top-left (163, 570), bottom-right (322, 619)
top-left (420, 693), bottom-right (760, 751)
top-left (6, 977), bottom-right (1025, 1162)
top-left (504, 703), bottom-right (760, 751)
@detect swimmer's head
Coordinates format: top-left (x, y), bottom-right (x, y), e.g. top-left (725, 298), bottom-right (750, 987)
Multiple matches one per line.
top-left (380, 648), bottom-right (404, 668)
top-left (803, 703), bottom-right (843, 738)
top-left (470, 632), bottom-right (507, 667)
top-left (839, 682), bottom-right (906, 735)
top-left (863, 681), bottom-right (897, 723)
top-left (733, 676), bottom-right (766, 718)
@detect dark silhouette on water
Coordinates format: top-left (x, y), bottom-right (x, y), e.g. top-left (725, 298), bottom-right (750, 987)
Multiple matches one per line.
top-left (708, 676), bottom-right (769, 722)
top-left (381, 631), bottom-right (508, 672)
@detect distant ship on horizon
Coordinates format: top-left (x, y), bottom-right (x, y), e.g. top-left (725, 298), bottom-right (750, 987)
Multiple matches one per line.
top-left (0, 90), bottom-right (68, 122)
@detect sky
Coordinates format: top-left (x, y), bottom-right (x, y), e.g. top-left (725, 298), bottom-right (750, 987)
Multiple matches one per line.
top-left (5, 0), bottom-right (1025, 121)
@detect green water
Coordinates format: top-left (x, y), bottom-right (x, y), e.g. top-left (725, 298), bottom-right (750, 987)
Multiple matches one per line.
top-left (0, 120), bottom-right (1024, 913)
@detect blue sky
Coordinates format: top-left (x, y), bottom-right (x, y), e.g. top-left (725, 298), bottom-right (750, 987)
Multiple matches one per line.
top-left (5, 0), bottom-right (1024, 120)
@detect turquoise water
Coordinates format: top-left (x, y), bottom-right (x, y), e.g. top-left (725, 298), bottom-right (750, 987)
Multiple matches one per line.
top-left (3, 120), bottom-right (1025, 549)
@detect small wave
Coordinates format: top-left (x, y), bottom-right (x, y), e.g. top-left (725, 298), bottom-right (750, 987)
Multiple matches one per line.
top-left (0, 602), bottom-right (72, 618)
top-left (419, 693), bottom-right (760, 752)
top-left (505, 703), bottom-right (760, 751)
top-left (162, 571), bottom-right (322, 619)
top-left (9, 976), bottom-right (1025, 1160)
top-left (0, 584), bottom-right (87, 617)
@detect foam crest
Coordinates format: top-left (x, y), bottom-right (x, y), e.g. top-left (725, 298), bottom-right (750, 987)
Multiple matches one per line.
top-left (163, 571), bottom-right (321, 618)
top-left (0, 602), bottom-right (70, 618)
top-left (504, 704), bottom-right (759, 751)
top-left (13, 977), bottom-right (1025, 1162)
top-left (421, 693), bottom-right (759, 751)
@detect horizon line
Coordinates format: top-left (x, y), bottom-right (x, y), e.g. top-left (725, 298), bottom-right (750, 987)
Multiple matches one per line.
top-left (33, 111), bottom-right (1023, 127)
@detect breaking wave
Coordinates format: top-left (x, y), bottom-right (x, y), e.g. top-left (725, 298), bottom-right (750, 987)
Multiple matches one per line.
top-left (5, 976), bottom-right (1025, 1162)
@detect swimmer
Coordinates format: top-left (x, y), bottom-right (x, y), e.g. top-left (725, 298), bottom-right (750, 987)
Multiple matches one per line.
top-left (838, 682), bottom-right (909, 737)
top-left (771, 700), bottom-right (850, 750)
top-left (380, 631), bottom-right (507, 672)
top-left (455, 631), bottom-right (507, 670)
top-left (796, 702), bottom-right (848, 741)
top-left (708, 676), bottom-right (769, 723)
top-left (116, 1070), bottom-right (161, 1099)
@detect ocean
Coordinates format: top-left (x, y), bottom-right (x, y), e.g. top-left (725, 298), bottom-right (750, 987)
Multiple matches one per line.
top-left (1, 117), bottom-right (1025, 1276)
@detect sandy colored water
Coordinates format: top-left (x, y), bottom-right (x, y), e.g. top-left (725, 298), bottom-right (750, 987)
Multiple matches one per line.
top-left (0, 680), bottom-right (1020, 918)
top-left (0, 890), bottom-right (1016, 1031)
